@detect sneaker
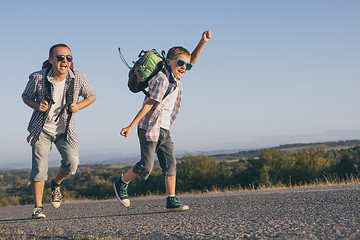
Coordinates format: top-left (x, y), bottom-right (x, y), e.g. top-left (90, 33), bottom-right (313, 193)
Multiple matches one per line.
top-left (51, 180), bottom-right (62, 208)
top-left (113, 175), bottom-right (130, 207)
top-left (166, 196), bottom-right (189, 212)
top-left (32, 207), bottom-right (46, 219)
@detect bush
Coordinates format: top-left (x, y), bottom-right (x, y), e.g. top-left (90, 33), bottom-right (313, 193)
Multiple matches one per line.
top-left (1, 147), bottom-right (360, 207)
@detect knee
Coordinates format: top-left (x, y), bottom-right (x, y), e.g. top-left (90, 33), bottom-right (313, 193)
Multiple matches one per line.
top-left (30, 167), bottom-right (48, 181)
top-left (61, 155), bottom-right (79, 175)
top-left (163, 161), bottom-right (176, 176)
top-left (133, 162), bottom-right (154, 180)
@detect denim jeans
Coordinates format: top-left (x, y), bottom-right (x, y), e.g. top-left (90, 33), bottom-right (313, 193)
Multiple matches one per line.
top-left (30, 130), bottom-right (79, 181)
top-left (133, 128), bottom-right (176, 180)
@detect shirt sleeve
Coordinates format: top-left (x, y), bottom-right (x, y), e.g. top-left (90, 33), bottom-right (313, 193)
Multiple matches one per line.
top-left (148, 72), bottom-right (168, 103)
top-left (77, 72), bottom-right (97, 99)
top-left (22, 72), bottom-right (39, 101)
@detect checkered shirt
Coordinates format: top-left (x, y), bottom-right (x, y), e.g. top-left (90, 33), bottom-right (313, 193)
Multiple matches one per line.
top-left (138, 71), bottom-right (182, 142)
top-left (22, 68), bottom-right (96, 148)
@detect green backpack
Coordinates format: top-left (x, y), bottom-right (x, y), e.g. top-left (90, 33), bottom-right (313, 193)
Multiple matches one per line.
top-left (118, 48), bottom-right (165, 97)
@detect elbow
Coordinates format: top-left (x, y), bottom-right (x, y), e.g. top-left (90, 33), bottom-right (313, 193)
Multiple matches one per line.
top-left (90, 97), bottom-right (97, 104)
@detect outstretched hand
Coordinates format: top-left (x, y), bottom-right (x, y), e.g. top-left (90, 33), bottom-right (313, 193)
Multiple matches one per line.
top-left (202, 30), bottom-right (212, 43)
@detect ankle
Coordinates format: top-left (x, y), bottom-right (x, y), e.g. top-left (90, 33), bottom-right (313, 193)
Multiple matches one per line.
top-left (51, 179), bottom-right (60, 187)
top-left (121, 175), bottom-right (130, 184)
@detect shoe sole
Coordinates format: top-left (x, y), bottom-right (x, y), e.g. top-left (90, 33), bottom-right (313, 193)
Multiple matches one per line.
top-left (51, 201), bottom-right (61, 208)
top-left (113, 182), bottom-right (130, 207)
top-left (32, 214), bottom-right (46, 219)
top-left (166, 205), bottom-right (189, 212)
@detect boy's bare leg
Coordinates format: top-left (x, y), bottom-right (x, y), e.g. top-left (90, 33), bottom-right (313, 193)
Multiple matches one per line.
top-left (54, 167), bottom-right (70, 185)
top-left (32, 181), bottom-right (45, 207)
top-left (165, 176), bottom-right (188, 211)
top-left (122, 168), bottom-right (138, 183)
top-left (165, 176), bottom-right (176, 196)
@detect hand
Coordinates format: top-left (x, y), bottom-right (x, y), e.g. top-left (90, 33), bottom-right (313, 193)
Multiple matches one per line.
top-left (120, 126), bottom-right (134, 138)
top-left (38, 100), bottom-right (50, 112)
top-left (202, 30), bottom-right (212, 43)
top-left (68, 103), bottom-right (79, 113)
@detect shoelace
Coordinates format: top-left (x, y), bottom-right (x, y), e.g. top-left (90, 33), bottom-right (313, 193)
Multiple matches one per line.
top-left (120, 183), bottom-right (129, 198)
top-left (169, 197), bottom-right (181, 207)
top-left (33, 207), bottom-right (44, 215)
top-left (52, 187), bottom-right (62, 201)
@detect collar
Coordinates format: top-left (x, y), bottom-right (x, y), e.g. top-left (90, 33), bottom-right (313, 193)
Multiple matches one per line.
top-left (45, 68), bottom-right (74, 84)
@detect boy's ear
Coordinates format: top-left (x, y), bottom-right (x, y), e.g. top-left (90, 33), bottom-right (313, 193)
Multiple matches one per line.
top-left (166, 59), bottom-right (171, 66)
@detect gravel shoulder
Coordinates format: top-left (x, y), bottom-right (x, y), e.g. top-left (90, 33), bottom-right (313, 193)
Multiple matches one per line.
top-left (0, 184), bottom-right (359, 239)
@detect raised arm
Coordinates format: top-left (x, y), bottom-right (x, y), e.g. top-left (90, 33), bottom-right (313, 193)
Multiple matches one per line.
top-left (190, 30), bottom-right (212, 65)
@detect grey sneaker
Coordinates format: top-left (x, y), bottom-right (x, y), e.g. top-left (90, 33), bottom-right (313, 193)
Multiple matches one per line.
top-left (166, 196), bottom-right (189, 212)
top-left (51, 180), bottom-right (62, 208)
top-left (113, 175), bottom-right (130, 207)
top-left (32, 207), bottom-right (46, 219)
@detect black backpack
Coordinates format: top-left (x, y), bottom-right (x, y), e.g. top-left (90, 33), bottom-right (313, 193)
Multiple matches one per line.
top-left (42, 60), bottom-right (75, 138)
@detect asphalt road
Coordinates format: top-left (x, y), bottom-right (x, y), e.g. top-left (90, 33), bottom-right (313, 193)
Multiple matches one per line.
top-left (0, 184), bottom-right (359, 239)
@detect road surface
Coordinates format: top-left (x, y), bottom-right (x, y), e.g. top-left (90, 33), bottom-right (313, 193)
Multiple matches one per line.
top-left (0, 184), bottom-right (359, 239)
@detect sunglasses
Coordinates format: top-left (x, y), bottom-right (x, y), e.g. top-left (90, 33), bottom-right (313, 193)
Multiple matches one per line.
top-left (168, 58), bottom-right (192, 70)
top-left (56, 55), bottom-right (73, 62)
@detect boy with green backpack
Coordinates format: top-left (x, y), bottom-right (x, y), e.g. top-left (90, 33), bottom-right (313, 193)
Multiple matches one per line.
top-left (114, 30), bottom-right (212, 211)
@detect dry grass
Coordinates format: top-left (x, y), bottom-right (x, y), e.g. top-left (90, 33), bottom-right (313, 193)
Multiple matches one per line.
top-left (179, 174), bottom-right (360, 196)
top-left (0, 227), bottom-right (120, 240)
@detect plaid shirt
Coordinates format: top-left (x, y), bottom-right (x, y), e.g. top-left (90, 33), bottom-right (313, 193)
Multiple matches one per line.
top-left (138, 70), bottom-right (182, 142)
top-left (22, 68), bottom-right (96, 148)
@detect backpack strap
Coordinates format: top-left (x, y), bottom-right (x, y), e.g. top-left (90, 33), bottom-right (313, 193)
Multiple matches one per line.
top-left (43, 67), bottom-right (55, 119)
top-left (142, 89), bottom-right (150, 97)
top-left (63, 74), bottom-right (74, 139)
top-left (162, 61), bottom-right (175, 99)
top-left (44, 67), bottom-right (54, 106)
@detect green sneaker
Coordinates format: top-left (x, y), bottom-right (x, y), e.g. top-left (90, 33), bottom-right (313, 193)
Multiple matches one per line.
top-left (113, 175), bottom-right (130, 207)
top-left (166, 196), bottom-right (189, 212)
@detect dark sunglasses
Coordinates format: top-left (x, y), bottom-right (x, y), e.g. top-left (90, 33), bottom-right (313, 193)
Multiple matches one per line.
top-left (168, 58), bottom-right (192, 70)
top-left (56, 55), bottom-right (73, 62)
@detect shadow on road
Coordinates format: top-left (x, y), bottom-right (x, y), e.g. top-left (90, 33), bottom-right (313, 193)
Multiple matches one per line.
top-left (0, 210), bottom-right (168, 224)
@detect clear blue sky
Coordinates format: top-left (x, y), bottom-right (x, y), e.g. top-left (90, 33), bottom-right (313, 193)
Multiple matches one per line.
top-left (1, 0), bottom-right (359, 168)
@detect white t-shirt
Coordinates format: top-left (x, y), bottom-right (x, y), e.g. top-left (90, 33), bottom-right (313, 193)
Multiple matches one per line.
top-left (43, 80), bottom-right (66, 135)
top-left (160, 86), bottom-right (179, 130)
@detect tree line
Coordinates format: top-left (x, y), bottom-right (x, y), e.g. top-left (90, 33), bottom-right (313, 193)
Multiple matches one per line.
top-left (1, 146), bottom-right (359, 207)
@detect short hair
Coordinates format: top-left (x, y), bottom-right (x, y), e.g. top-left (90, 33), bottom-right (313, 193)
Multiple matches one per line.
top-left (49, 43), bottom-right (71, 57)
top-left (166, 46), bottom-right (190, 59)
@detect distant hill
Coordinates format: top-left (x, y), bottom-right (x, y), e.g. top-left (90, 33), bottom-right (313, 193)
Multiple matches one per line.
top-left (211, 140), bottom-right (360, 161)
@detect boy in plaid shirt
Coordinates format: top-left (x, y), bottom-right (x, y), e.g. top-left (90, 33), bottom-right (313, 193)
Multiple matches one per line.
top-left (114, 31), bottom-right (212, 211)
